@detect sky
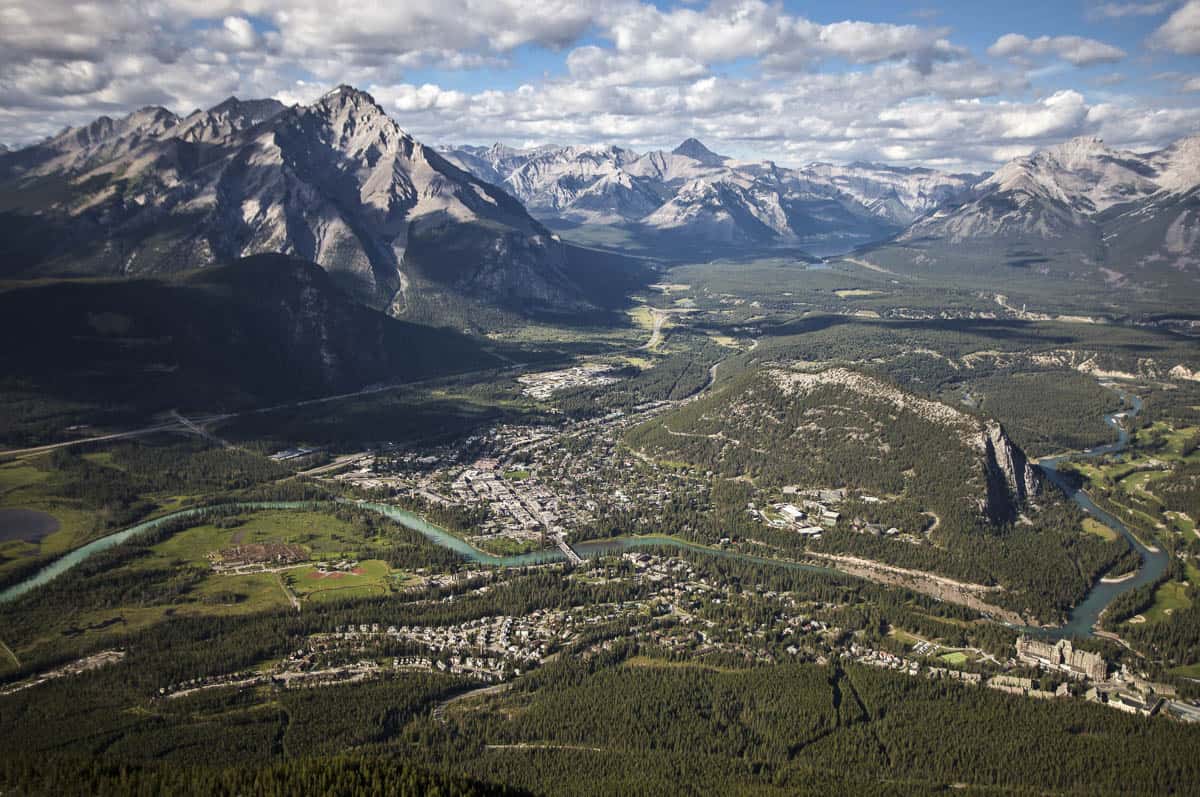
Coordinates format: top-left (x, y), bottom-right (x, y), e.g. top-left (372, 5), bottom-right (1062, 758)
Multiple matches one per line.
top-left (0, 0), bottom-right (1198, 168)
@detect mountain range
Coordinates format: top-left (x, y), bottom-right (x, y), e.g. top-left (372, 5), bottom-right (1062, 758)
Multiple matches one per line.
top-left (440, 138), bottom-right (979, 250)
top-left (1, 86), bottom-right (1197, 313)
top-left (888, 134), bottom-right (1200, 288)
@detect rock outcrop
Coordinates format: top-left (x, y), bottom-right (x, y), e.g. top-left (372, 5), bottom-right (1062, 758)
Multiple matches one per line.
top-left (981, 421), bottom-right (1042, 524)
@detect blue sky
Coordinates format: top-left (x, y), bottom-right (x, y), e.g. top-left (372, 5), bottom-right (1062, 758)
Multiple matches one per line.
top-left (1, 0), bottom-right (1197, 168)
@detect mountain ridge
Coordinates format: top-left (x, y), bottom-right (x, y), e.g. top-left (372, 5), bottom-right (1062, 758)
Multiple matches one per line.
top-left (0, 86), bottom-right (643, 325)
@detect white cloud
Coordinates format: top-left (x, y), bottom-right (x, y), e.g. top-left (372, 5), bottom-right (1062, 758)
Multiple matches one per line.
top-left (566, 46), bottom-right (707, 86)
top-left (0, 0), bottom-right (1196, 170)
top-left (1183, 76), bottom-right (1200, 91)
top-left (375, 83), bottom-right (468, 112)
top-left (208, 16), bottom-right (260, 50)
top-left (997, 90), bottom-right (1089, 138)
top-left (1090, 1), bottom-right (1174, 18)
top-left (988, 33), bottom-right (1126, 66)
top-left (1149, 0), bottom-right (1200, 53)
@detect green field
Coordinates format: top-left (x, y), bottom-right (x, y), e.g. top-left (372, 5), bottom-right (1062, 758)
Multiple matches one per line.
top-left (150, 510), bottom-right (364, 567)
top-left (1168, 511), bottom-right (1197, 538)
top-left (1144, 580), bottom-right (1192, 624)
top-left (1081, 517), bottom-right (1118, 542)
top-left (288, 559), bottom-right (394, 603)
top-left (0, 458), bottom-right (110, 580)
top-left (939, 651), bottom-right (969, 665)
top-left (1170, 661), bottom-right (1200, 678)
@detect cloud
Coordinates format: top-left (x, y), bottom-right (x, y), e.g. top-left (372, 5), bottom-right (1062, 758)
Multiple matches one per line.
top-left (1184, 76), bottom-right (1200, 92)
top-left (0, 0), bottom-right (1196, 170)
top-left (1149, 0), bottom-right (1200, 54)
top-left (208, 16), bottom-right (260, 50)
top-left (374, 83), bottom-right (468, 112)
top-left (1089, 1), bottom-right (1174, 18)
top-left (997, 90), bottom-right (1089, 138)
top-left (988, 33), bottom-right (1126, 66)
top-left (565, 46), bottom-right (707, 86)
top-left (601, 0), bottom-right (963, 73)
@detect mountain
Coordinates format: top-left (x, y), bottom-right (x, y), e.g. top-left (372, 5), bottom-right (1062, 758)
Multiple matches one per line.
top-left (0, 87), bottom-right (645, 323)
top-left (0, 105), bottom-right (182, 179)
top-left (0, 254), bottom-right (499, 438)
top-left (893, 135), bottom-right (1200, 285)
top-left (440, 138), bottom-right (975, 253)
top-left (173, 96), bottom-right (286, 144)
top-left (671, 137), bottom-right (727, 167)
top-left (626, 366), bottom-right (1041, 527)
top-left (800, 162), bottom-right (981, 227)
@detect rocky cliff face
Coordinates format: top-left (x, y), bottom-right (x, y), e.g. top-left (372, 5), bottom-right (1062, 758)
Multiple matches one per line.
top-left (980, 421), bottom-right (1042, 524)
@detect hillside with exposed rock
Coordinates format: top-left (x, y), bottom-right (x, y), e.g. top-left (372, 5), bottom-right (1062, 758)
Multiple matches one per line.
top-left (0, 87), bottom-right (648, 323)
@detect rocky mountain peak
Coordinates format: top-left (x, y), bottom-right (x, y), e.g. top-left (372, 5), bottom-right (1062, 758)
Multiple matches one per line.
top-left (1039, 135), bottom-right (1112, 167)
top-left (319, 85), bottom-right (386, 114)
top-left (672, 137), bottom-right (726, 165)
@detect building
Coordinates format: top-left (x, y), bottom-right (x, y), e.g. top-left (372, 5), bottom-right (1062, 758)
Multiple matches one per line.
top-left (1016, 636), bottom-right (1107, 681)
top-left (780, 504), bottom-right (806, 522)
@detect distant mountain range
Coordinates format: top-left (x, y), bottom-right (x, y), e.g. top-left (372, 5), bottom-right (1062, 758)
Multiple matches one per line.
top-left (440, 138), bottom-right (979, 250)
top-left (1, 85), bottom-right (1197, 311)
top-left (888, 135), bottom-right (1200, 288)
top-left (0, 86), bottom-right (646, 325)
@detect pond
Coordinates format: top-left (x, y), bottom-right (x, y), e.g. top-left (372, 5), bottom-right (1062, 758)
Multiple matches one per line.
top-left (0, 508), bottom-right (60, 543)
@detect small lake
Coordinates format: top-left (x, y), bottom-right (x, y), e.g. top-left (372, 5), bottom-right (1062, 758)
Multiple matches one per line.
top-left (0, 508), bottom-right (60, 543)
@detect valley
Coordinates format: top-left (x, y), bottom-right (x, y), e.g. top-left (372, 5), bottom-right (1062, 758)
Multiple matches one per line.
top-left (2, 83), bottom-right (1200, 796)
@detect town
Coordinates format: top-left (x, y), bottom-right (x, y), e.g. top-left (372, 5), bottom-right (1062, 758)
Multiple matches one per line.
top-left (136, 547), bottom-right (1200, 724)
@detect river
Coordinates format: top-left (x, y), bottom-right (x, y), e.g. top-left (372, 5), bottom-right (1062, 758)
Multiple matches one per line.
top-left (0, 389), bottom-right (1163, 640)
top-left (1033, 388), bottom-right (1168, 638)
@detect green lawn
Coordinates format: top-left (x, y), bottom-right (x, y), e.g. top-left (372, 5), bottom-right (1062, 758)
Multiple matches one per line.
top-left (1143, 580), bottom-right (1192, 624)
top-left (1170, 662), bottom-right (1200, 678)
top-left (1168, 511), bottom-right (1197, 539)
top-left (0, 462), bottom-right (49, 495)
top-left (1118, 470), bottom-right (1167, 503)
top-left (939, 651), bottom-right (969, 665)
top-left (288, 559), bottom-right (393, 603)
top-left (888, 628), bottom-right (920, 646)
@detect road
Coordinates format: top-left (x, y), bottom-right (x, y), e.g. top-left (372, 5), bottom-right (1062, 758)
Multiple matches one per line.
top-left (293, 453), bottom-right (371, 478)
top-left (432, 681), bottom-right (513, 723)
top-left (0, 420), bottom-right (198, 459)
top-left (842, 256), bottom-right (898, 276)
top-left (277, 573), bottom-right (301, 612)
top-left (640, 307), bottom-right (699, 351)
